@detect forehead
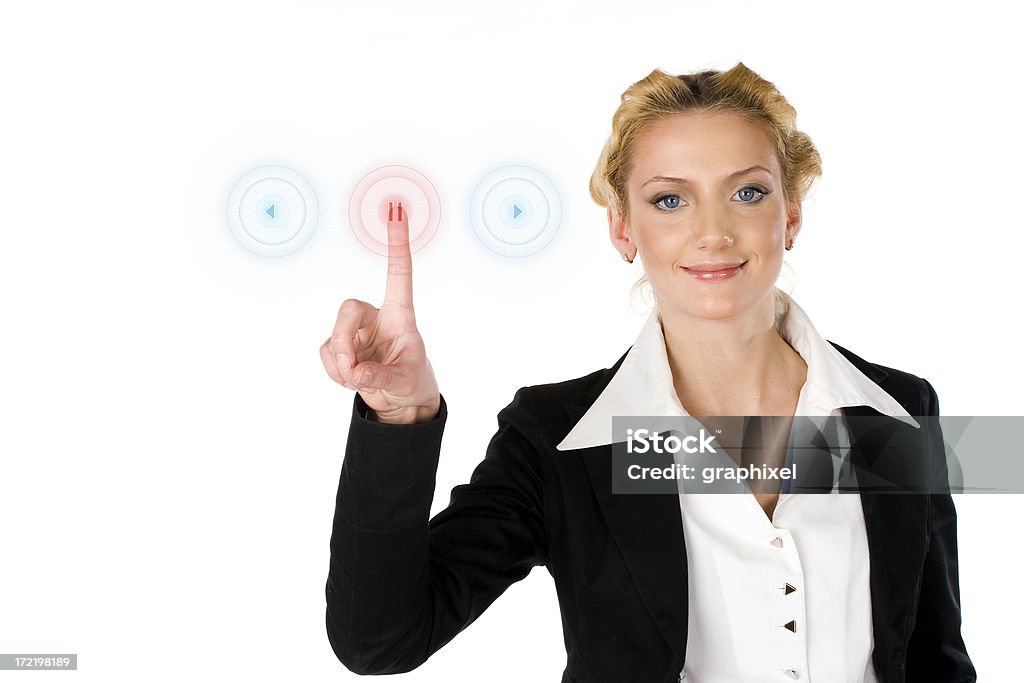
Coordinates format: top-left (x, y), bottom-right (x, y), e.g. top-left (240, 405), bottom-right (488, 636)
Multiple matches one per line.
top-left (630, 112), bottom-right (779, 180)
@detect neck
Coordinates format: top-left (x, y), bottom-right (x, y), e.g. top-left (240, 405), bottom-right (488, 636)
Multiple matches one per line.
top-left (659, 291), bottom-right (806, 416)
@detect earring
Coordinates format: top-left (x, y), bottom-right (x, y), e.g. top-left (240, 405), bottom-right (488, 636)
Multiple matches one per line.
top-left (621, 251), bottom-right (634, 263)
top-left (785, 238), bottom-right (794, 251)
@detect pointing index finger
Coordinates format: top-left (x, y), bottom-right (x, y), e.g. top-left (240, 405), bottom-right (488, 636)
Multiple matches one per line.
top-left (384, 200), bottom-right (414, 309)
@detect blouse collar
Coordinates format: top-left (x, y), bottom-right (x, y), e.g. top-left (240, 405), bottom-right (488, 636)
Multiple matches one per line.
top-left (556, 290), bottom-right (917, 451)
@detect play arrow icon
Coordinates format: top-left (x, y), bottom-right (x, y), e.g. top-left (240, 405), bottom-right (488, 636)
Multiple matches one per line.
top-left (512, 204), bottom-right (522, 219)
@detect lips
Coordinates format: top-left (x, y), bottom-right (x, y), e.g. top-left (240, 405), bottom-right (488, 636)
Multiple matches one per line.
top-left (682, 261), bottom-right (746, 281)
top-left (684, 261), bottom-right (746, 271)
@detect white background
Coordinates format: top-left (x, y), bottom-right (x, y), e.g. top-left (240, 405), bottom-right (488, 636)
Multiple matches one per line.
top-left (2, 1), bottom-right (1020, 680)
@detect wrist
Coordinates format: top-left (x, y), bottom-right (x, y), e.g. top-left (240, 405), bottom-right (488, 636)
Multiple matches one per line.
top-left (368, 395), bottom-right (441, 425)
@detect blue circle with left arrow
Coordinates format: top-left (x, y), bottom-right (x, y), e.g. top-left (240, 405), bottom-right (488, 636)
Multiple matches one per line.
top-left (236, 176), bottom-right (307, 246)
top-left (227, 166), bottom-right (318, 256)
top-left (257, 194), bottom-right (290, 230)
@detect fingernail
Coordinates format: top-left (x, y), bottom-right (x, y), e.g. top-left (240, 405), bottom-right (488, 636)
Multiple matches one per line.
top-left (388, 201), bottom-right (394, 222)
top-left (336, 354), bottom-right (349, 370)
top-left (360, 367), bottom-right (373, 385)
top-left (397, 201), bottom-right (403, 221)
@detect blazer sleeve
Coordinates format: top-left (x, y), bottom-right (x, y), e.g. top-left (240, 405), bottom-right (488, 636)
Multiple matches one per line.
top-left (904, 379), bottom-right (977, 682)
top-left (325, 388), bottom-right (547, 675)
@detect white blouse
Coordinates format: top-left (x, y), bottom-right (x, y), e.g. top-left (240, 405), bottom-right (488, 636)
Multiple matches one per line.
top-left (556, 290), bottom-right (918, 682)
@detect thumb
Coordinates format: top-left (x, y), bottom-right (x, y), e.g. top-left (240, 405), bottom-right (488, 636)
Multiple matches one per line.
top-left (350, 360), bottom-right (393, 391)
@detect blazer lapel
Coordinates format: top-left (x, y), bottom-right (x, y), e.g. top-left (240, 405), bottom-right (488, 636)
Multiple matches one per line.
top-left (579, 442), bottom-right (689, 667)
top-left (561, 356), bottom-right (689, 669)
top-left (845, 404), bottom-right (929, 676)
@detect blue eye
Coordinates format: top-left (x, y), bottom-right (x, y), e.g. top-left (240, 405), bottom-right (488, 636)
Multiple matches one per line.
top-left (651, 186), bottom-right (771, 212)
top-left (735, 186), bottom-right (770, 203)
top-left (652, 194), bottom-right (681, 211)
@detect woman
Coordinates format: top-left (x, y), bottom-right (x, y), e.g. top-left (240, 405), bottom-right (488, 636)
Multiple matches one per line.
top-left (320, 63), bottom-right (975, 682)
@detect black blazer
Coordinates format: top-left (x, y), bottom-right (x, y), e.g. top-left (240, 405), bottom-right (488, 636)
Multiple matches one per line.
top-left (326, 342), bottom-right (976, 683)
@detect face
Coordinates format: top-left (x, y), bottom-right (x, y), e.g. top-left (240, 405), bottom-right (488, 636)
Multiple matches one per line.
top-left (609, 111), bottom-right (801, 323)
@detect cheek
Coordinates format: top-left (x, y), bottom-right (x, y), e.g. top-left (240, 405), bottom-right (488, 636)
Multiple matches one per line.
top-left (752, 220), bottom-right (786, 251)
top-left (743, 204), bottom-right (788, 246)
top-left (635, 226), bottom-right (683, 262)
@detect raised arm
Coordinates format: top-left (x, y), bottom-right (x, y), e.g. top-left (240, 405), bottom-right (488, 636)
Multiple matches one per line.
top-left (321, 204), bottom-right (547, 674)
top-left (319, 200), bottom-right (440, 425)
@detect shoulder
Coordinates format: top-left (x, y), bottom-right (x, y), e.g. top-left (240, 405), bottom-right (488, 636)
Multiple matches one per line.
top-left (515, 349), bottom-right (628, 405)
top-left (827, 340), bottom-right (940, 416)
top-left (496, 349), bottom-right (629, 443)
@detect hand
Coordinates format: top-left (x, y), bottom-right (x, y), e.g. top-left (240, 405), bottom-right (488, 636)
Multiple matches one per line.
top-left (320, 201), bottom-right (441, 424)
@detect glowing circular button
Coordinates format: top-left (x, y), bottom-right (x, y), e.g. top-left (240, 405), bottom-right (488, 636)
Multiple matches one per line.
top-left (471, 165), bottom-right (561, 257)
top-left (486, 180), bottom-right (549, 245)
top-left (227, 166), bottom-right (318, 257)
top-left (240, 181), bottom-right (303, 245)
top-left (348, 165), bottom-right (441, 256)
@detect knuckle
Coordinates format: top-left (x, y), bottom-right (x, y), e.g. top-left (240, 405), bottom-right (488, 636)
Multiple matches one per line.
top-left (342, 298), bottom-right (375, 312)
top-left (338, 298), bottom-right (363, 316)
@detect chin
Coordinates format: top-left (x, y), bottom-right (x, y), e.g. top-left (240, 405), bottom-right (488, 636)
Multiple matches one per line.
top-left (661, 299), bottom-right (742, 321)
top-left (662, 291), bottom-right (765, 322)
top-left (690, 303), bottom-right (745, 321)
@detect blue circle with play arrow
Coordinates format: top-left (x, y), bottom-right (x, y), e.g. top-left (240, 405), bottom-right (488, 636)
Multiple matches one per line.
top-left (498, 193), bottom-right (534, 233)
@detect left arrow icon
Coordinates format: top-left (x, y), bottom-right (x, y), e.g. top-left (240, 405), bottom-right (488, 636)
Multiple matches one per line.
top-left (266, 204), bottom-right (276, 219)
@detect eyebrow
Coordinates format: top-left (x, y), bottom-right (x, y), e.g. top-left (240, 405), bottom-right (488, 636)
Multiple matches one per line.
top-left (641, 165), bottom-right (773, 188)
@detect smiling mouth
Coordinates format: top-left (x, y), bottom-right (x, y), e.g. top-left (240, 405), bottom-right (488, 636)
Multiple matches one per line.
top-left (681, 261), bottom-right (747, 281)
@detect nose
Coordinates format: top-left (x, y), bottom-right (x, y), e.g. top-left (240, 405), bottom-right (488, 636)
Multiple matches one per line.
top-left (692, 204), bottom-right (735, 249)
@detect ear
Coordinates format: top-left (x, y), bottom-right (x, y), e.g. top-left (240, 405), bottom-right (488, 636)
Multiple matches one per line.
top-left (786, 199), bottom-right (802, 244)
top-left (608, 204), bottom-right (632, 255)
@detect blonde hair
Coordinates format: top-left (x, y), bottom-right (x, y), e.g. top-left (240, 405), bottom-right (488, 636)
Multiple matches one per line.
top-left (589, 62), bottom-right (822, 314)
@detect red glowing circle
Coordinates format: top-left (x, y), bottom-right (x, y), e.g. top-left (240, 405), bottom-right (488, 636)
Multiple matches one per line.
top-left (347, 165), bottom-right (441, 256)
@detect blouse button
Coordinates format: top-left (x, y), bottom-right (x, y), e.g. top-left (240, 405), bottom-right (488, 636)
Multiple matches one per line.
top-left (783, 668), bottom-right (800, 679)
top-left (770, 536), bottom-right (784, 547)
